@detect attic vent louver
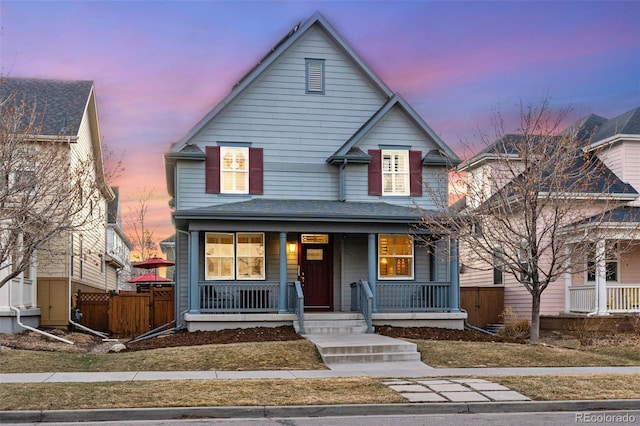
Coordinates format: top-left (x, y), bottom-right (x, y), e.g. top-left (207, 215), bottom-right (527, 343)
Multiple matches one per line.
top-left (306, 59), bottom-right (325, 94)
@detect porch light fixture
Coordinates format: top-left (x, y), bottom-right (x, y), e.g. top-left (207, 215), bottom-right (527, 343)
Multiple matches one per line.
top-left (288, 242), bottom-right (297, 254)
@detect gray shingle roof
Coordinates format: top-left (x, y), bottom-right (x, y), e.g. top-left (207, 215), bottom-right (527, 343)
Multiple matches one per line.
top-left (176, 199), bottom-right (436, 222)
top-left (0, 77), bottom-right (93, 136)
top-left (592, 107), bottom-right (640, 142)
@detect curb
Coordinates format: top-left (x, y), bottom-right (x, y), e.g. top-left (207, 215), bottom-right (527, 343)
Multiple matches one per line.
top-left (2, 400), bottom-right (640, 423)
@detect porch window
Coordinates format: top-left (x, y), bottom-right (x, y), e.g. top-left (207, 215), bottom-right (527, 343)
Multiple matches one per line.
top-left (205, 232), bottom-right (265, 280)
top-left (236, 233), bottom-right (265, 280)
top-left (220, 147), bottom-right (248, 194)
top-left (382, 150), bottom-right (409, 196)
top-left (586, 243), bottom-right (618, 282)
top-left (378, 234), bottom-right (414, 279)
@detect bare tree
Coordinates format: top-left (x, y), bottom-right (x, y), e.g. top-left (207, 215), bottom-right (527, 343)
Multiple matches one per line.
top-left (125, 187), bottom-right (159, 261)
top-left (0, 89), bottom-right (106, 289)
top-left (419, 99), bottom-right (639, 344)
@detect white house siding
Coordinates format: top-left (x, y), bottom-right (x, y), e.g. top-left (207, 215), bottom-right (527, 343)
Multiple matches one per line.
top-left (504, 275), bottom-right (565, 319)
top-left (620, 244), bottom-right (640, 284)
top-left (176, 26), bottom-right (387, 210)
top-left (37, 108), bottom-right (110, 292)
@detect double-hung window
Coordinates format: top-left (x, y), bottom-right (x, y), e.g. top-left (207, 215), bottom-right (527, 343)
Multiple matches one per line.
top-left (378, 234), bottom-right (414, 279)
top-left (382, 150), bottom-right (409, 196)
top-left (205, 232), bottom-right (265, 280)
top-left (221, 147), bottom-right (248, 194)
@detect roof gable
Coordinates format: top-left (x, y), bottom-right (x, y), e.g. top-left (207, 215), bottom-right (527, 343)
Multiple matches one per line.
top-left (170, 12), bottom-right (393, 153)
top-left (591, 107), bottom-right (640, 142)
top-left (327, 94), bottom-right (460, 165)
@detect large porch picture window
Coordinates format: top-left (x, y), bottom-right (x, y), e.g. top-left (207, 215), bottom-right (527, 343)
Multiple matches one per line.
top-left (205, 232), bottom-right (265, 280)
top-left (205, 233), bottom-right (234, 280)
top-left (378, 234), bottom-right (414, 279)
top-left (221, 147), bottom-right (248, 194)
top-left (236, 233), bottom-right (265, 280)
top-left (382, 150), bottom-right (409, 196)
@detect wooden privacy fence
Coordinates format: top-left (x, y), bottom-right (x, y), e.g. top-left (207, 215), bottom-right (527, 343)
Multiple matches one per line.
top-left (76, 288), bottom-right (174, 338)
top-left (460, 287), bottom-right (504, 329)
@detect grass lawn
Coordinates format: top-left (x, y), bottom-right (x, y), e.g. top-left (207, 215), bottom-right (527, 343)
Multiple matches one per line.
top-left (1, 374), bottom-right (639, 410)
top-left (0, 340), bottom-right (326, 373)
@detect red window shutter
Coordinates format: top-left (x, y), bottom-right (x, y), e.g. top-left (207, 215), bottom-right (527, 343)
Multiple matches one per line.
top-left (409, 150), bottom-right (423, 196)
top-left (249, 147), bottom-right (263, 195)
top-left (368, 149), bottom-right (382, 196)
top-left (205, 146), bottom-right (220, 194)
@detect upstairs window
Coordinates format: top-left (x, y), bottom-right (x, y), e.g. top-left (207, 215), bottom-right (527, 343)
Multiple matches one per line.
top-left (221, 147), bottom-right (248, 194)
top-left (306, 58), bottom-right (325, 94)
top-left (382, 150), bottom-right (409, 196)
top-left (205, 146), bottom-right (263, 195)
top-left (368, 149), bottom-right (422, 196)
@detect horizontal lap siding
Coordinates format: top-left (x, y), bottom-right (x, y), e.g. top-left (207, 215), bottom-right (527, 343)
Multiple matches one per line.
top-left (177, 27), bottom-right (386, 210)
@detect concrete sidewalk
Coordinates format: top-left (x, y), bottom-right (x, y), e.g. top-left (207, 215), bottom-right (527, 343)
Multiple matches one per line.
top-left (3, 365), bottom-right (640, 383)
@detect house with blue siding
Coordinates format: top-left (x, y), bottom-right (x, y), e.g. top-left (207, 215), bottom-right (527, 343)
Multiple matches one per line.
top-left (165, 13), bottom-right (465, 333)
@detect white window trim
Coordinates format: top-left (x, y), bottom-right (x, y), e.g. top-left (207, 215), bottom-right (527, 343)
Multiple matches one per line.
top-left (382, 150), bottom-right (410, 196)
top-left (378, 234), bottom-right (414, 280)
top-left (220, 146), bottom-right (249, 194)
top-left (205, 232), bottom-right (265, 281)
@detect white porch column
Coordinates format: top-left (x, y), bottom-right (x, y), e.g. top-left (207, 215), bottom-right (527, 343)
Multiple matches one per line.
top-left (564, 245), bottom-right (571, 313)
top-left (596, 238), bottom-right (609, 315)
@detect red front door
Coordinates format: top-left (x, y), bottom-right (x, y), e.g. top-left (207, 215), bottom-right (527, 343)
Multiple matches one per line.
top-left (300, 238), bottom-right (332, 310)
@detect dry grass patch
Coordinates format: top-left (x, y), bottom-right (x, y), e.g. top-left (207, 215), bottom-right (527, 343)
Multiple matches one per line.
top-left (414, 340), bottom-right (640, 368)
top-left (493, 374), bottom-right (640, 401)
top-left (0, 340), bottom-right (325, 373)
top-left (0, 378), bottom-right (403, 411)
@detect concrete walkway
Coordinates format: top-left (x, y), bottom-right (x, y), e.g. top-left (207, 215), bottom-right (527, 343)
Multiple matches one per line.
top-left (3, 365), bottom-right (640, 383)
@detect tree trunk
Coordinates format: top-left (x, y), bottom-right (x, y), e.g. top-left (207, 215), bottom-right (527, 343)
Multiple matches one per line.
top-left (530, 290), bottom-right (541, 344)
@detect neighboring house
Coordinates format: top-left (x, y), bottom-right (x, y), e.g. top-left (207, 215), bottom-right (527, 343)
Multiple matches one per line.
top-left (459, 106), bottom-right (640, 319)
top-left (107, 187), bottom-right (134, 291)
top-left (164, 13), bottom-right (465, 332)
top-left (0, 78), bottom-right (114, 330)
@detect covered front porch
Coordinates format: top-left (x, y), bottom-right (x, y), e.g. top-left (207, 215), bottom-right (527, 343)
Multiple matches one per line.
top-left (175, 200), bottom-right (466, 332)
top-left (565, 226), bottom-right (640, 315)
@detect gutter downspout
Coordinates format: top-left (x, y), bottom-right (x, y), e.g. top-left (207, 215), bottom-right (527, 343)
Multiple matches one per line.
top-left (339, 159), bottom-right (347, 201)
top-left (10, 306), bottom-right (74, 344)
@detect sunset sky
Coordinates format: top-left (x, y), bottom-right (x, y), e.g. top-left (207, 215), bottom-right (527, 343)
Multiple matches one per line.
top-left (2, 1), bottom-right (639, 244)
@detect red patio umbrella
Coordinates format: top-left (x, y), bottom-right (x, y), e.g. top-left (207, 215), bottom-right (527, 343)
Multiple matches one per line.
top-left (127, 272), bottom-right (172, 283)
top-left (132, 257), bottom-right (175, 269)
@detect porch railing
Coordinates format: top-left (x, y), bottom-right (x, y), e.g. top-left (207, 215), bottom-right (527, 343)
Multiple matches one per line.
top-left (607, 285), bottom-right (640, 313)
top-left (376, 282), bottom-right (450, 312)
top-left (200, 282), bottom-right (279, 313)
top-left (568, 285), bottom-right (596, 313)
top-left (289, 281), bottom-right (305, 334)
top-left (356, 280), bottom-right (374, 333)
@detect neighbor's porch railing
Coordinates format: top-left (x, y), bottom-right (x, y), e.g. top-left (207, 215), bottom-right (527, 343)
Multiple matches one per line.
top-left (200, 282), bottom-right (280, 313)
top-left (568, 285), bottom-right (596, 313)
top-left (568, 284), bottom-right (640, 314)
top-left (607, 285), bottom-right (640, 313)
top-left (375, 281), bottom-right (451, 312)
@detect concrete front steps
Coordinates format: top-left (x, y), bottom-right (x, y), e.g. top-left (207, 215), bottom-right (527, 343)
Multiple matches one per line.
top-left (297, 313), bottom-right (422, 366)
